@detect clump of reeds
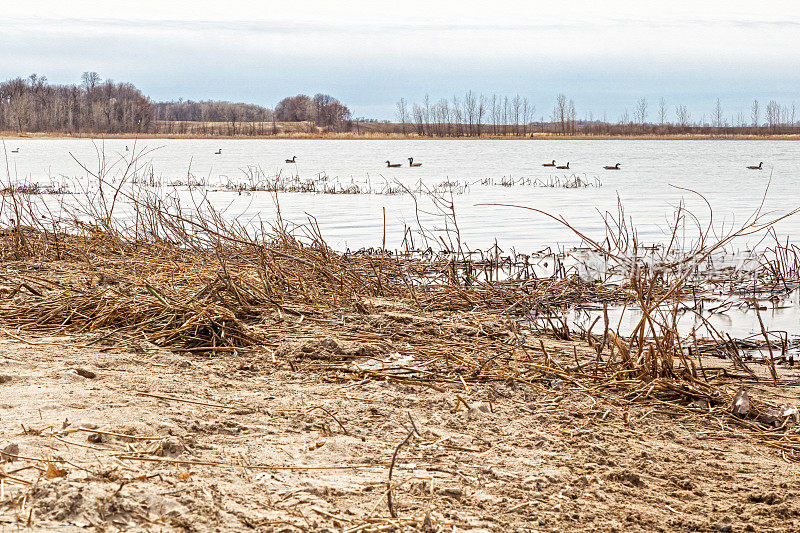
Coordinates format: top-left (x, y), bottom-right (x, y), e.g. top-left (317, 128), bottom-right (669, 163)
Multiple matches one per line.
top-left (0, 183), bottom-right (71, 195)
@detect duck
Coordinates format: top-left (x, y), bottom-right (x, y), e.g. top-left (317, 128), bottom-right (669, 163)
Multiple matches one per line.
top-left (746, 162), bottom-right (763, 170)
top-left (285, 156), bottom-right (297, 163)
top-left (556, 162), bottom-right (570, 169)
top-left (408, 157), bottom-right (422, 167)
top-left (11, 148), bottom-right (19, 153)
top-left (386, 161), bottom-right (402, 168)
top-left (542, 160), bottom-right (556, 167)
top-left (603, 163), bottom-right (621, 170)
top-left (214, 149), bottom-right (222, 155)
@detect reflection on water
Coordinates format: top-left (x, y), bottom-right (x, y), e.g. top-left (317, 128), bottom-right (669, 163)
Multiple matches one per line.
top-left (569, 290), bottom-right (800, 344)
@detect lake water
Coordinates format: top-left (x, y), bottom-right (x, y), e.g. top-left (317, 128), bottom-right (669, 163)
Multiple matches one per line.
top-left (2, 138), bottom-right (799, 253)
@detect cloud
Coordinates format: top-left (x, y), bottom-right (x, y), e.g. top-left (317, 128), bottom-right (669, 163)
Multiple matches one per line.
top-left (2, 1), bottom-right (799, 119)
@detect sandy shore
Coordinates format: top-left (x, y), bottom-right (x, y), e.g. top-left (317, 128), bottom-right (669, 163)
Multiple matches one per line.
top-left (2, 311), bottom-right (799, 531)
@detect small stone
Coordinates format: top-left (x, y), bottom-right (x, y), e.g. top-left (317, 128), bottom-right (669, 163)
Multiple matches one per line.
top-left (689, 399), bottom-right (709, 410)
top-left (155, 436), bottom-right (185, 457)
top-left (87, 433), bottom-right (103, 443)
top-left (467, 406), bottom-right (484, 419)
top-left (731, 388), bottom-right (750, 418)
top-left (75, 368), bottom-right (97, 379)
top-left (0, 375), bottom-right (11, 384)
top-left (1, 443), bottom-right (20, 462)
top-left (440, 487), bottom-right (463, 500)
top-left (715, 524), bottom-right (732, 533)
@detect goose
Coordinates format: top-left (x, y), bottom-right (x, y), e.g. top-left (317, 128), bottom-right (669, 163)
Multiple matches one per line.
top-left (556, 162), bottom-right (570, 169)
top-left (408, 157), bottom-right (422, 167)
top-left (386, 161), bottom-right (402, 168)
top-left (11, 148), bottom-right (19, 153)
top-left (214, 149), bottom-right (222, 155)
top-left (603, 163), bottom-right (621, 170)
top-left (746, 162), bottom-right (763, 170)
top-left (542, 160), bottom-right (556, 167)
top-left (285, 156), bottom-right (297, 163)
top-left (125, 145), bottom-right (129, 152)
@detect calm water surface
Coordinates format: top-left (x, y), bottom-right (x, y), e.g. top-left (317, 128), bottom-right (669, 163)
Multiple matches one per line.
top-left (2, 138), bottom-right (799, 252)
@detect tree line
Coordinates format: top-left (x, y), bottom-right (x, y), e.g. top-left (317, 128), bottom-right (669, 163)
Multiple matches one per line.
top-left (2, 72), bottom-right (798, 137)
top-left (0, 73), bottom-right (152, 134)
top-left (0, 73), bottom-right (353, 135)
top-left (394, 93), bottom-right (800, 137)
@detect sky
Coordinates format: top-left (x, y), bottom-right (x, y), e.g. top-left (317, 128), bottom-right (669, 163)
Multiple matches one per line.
top-left (2, 1), bottom-right (800, 121)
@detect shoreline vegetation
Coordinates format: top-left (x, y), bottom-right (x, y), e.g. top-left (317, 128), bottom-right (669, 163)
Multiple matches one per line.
top-left (4, 129), bottom-right (800, 141)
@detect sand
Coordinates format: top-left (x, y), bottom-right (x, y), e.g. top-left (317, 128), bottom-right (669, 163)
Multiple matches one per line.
top-left (2, 313), bottom-right (799, 532)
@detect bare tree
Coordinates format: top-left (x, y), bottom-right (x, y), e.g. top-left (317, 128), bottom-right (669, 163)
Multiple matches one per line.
top-left (751, 99), bottom-right (760, 127)
top-left (568, 99), bottom-right (576, 135)
top-left (713, 98), bottom-right (724, 128)
top-left (553, 93), bottom-right (568, 135)
top-left (658, 97), bottom-right (667, 125)
top-left (476, 94), bottom-right (486, 136)
top-left (451, 95), bottom-right (462, 136)
top-left (490, 94), bottom-right (499, 135)
top-left (634, 97), bottom-right (648, 128)
top-left (395, 98), bottom-right (408, 134)
top-left (675, 104), bottom-right (690, 128)
top-left (511, 94), bottom-right (522, 135)
top-left (464, 91), bottom-right (477, 135)
top-left (81, 71), bottom-right (101, 89)
top-left (765, 100), bottom-right (780, 131)
top-left (522, 97), bottom-right (533, 135)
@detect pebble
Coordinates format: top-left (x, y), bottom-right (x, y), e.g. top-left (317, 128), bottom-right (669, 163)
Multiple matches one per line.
top-left (75, 368), bottom-right (97, 379)
top-left (1, 443), bottom-right (20, 462)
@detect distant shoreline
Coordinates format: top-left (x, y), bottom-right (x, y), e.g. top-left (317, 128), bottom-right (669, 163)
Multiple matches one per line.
top-left (3, 131), bottom-right (800, 141)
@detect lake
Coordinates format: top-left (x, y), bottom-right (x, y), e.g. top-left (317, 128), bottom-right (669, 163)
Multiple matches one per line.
top-left (2, 138), bottom-right (799, 252)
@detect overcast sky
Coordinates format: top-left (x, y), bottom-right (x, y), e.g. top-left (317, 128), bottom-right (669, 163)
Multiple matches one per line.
top-left (2, 1), bottom-right (799, 121)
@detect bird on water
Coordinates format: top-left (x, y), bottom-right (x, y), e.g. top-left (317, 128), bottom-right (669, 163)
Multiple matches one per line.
top-left (542, 160), bottom-right (556, 167)
top-left (603, 163), bottom-right (621, 170)
top-left (746, 162), bottom-right (763, 170)
top-left (214, 148), bottom-right (222, 155)
top-left (386, 161), bottom-right (402, 168)
top-left (285, 156), bottom-right (297, 163)
top-left (556, 162), bottom-right (570, 169)
top-left (408, 157), bottom-right (422, 167)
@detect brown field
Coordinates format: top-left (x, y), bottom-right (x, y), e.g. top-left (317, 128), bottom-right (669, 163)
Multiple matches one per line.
top-left (3, 123), bottom-right (800, 141)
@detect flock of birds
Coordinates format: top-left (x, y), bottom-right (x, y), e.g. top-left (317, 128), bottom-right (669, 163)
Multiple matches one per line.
top-left (211, 151), bottom-right (765, 171)
top-left (213, 151), bottom-right (424, 167)
top-left (385, 158), bottom-right (422, 167)
top-left (4, 147), bottom-right (767, 171)
top-left (542, 161), bottom-right (619, 170)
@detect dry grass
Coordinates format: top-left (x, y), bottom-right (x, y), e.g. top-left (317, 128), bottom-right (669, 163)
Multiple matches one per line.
top-left (4, 127), bottom-right (800, 141)
top-left (0, 174), bottom-right (798, 459)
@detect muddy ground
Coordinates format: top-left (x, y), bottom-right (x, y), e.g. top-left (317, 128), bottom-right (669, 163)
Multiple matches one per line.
top-left (1, 311), bottom-right (800, 532)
